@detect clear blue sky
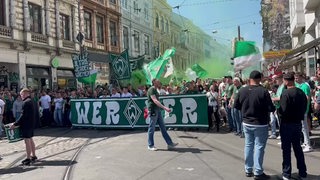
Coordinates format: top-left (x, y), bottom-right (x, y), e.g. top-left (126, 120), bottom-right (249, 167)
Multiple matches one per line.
top-left (167, 0), bottom-right (262, 48)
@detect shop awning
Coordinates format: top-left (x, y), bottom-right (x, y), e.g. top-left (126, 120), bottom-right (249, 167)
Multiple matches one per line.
top-left (277, 37), bottom-right (320, 70)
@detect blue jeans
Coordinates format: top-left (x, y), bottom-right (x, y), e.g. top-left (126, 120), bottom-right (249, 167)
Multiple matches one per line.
top-left (232, 108), bottom-right (242, 134)
top-left (54, 109), bottom-right (63, 126)
top-left (301, 114), bottom-right (310, 146)
top-left (226, 103), bottom-right (234, 130)
top-left (270, 112), bottom-right (278, 136)
top-left (280, 123), bottom-right (307, 178)
top-left (148, 109), bottom-right (173, 147)
top-left (243, 124), bottom-right (268, 175)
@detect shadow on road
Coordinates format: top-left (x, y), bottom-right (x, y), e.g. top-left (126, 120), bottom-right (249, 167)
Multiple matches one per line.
top-left (157, 147), bottom-right (212, 153)
top-left (33, 160), bottom-right (77, 166)
top-left (0, 166), bottom-right (37, 175)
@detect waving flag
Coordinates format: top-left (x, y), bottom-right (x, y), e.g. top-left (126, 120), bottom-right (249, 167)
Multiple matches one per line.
top-left (234, 41), bottom-right (262, 71)
top-left (143, 47), bottom-right (176, 85)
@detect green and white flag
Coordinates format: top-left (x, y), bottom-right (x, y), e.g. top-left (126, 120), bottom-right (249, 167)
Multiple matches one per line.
top-left (110, 49), bottom-right (131, 80)
top-left (77, 69), bottom-right (97, 84)
top-left (234, 41), bottom-right (261, 71)
top-left (143, 47), bottom-right (176, 85)
top-left (186, 64), bottom-right (208, 80)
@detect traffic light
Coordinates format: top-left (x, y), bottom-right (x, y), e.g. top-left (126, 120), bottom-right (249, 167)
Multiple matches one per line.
top-left (230, 57), bottom-right (234, 65)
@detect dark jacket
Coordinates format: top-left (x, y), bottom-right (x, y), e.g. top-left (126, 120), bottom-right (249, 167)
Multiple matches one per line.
top-left (14, 96), bottom-right (36, 130)
top-left (234, 85), bottom-right (275, 125)
top-left (278, 87), bottom-right (307, 124)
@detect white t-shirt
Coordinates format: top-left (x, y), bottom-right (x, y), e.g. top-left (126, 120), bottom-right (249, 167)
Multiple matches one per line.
top-left (54, 97), bottom-right (64, 109)
top-left (206, 91), bottom-right (218, 107)
top-left (0, 99), bottom-right (5, 114)
top-left (110, 93), bottom-right (121, 98)
top-left (40, 95), bottom-right (51, 109)
top-left (121, 92), bottom-right (132, 98)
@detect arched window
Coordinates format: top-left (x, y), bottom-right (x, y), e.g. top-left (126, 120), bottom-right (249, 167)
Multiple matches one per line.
top-left (166, 19), bottom-right (169, 33)
top-left (155, 14), bottom-right (159, 28)
top-left (161, 16), bottom-right (164, 32)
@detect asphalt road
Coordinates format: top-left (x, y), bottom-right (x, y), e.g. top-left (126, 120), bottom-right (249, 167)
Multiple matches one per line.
top-left (0, 127), bottom-right (319, 180)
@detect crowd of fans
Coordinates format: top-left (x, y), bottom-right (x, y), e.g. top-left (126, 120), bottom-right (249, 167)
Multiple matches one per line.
top-left (0, 73), bottom-right (319, 144)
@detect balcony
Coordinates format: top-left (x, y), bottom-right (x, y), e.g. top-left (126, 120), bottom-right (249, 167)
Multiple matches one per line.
top-left (31, 33), bottom-right (48, 44)
top-left (94, 0), bottom-right (105, 5)
top-left (0, 25), bottom-right (12, 38)
top-left (63, 40), bottom-right (75, 49)
top-left (304, 0), bottom-right (320, 11)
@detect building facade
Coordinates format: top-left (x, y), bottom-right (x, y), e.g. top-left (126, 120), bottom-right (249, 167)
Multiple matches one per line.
top-left (80, 0), bottom-right (121, 85)
top-left (120, 0), bottom-right (153, 60)
top-left (280, 0), bottom-right (320, 76)
top-left (0, 0), bottom-right (80, 90)
top-left (152, 0), bottom-right (172, 58)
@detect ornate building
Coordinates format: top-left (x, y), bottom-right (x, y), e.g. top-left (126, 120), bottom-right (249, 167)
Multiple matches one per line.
top-left (0, 0), bottom-right (80, 90)
top-left (120, 0), bottom-right (153, 60)
top-left (80, 0), bottom-right (121, 85)
top-left (152, 0), bottom-right (172, 58)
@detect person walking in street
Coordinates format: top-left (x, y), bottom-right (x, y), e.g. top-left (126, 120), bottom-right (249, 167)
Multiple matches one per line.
top-left (234, 70), bottom-right (275, 180)
top-left (294, 72), bottom-right (313, 153)
top-left (147, 79), bottom-right (178, 151)
top-left (278, 72), bottom-right (308, 180)
top-left (10, 88), bottom-right (37, 165)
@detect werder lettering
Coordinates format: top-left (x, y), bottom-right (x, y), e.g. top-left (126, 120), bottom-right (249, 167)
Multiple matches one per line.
top-left (105, 101), bottom-right (120, 125)
top-left (76, 102), bottom-right (90, 124)
top-left (92, 102), bottom-right (102, 124)
top-left (71, 95), bottom-right (207, 128)
top-left (163, 99), bottom-right (176, 123)
top-left (180, 98), bottom-right (198, 124)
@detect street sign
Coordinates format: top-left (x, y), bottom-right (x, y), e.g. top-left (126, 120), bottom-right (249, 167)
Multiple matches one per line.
top-left (263, 49), bottom-right (290, 59)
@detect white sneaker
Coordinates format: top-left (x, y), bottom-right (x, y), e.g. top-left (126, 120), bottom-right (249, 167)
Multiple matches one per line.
top-left (303, 145), bottom-right (313, 153)
top-left (148, 146), bottom-right (157, 151)
top-left (167, 142), bottom-right (178, 149)
top-left (301, 143), bottom-right (306, 148)
top-left (282, 176), bottom-right (290, 180)
top-left (276, 136), bottom-right (281, 140)
top-left (269, 135), bottom-right (277, 139)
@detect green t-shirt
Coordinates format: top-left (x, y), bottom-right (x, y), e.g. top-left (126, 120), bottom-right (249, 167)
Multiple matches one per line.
top-left (296, 82), bottom-right (311, 113)
top-left (275, 84), bottom-right (285, 109)
top-left (226, 84), bottom-right (234, 99)
top-left (233, 85), bottom-right (242, 100)
top-left (147, 86), bottom-right (159, 114)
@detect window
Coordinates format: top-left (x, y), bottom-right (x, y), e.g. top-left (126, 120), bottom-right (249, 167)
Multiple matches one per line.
top-left (155, 14), bottom-right (159, 28)
top-left (161, 16), bottom-right (164, 32)
top-left (133, 1), bottom-right (139, 14)
top-left (84, 11), bottom-right (92, 40)
top-left (29, 3), bottom-right (42, 33)
top-left (110, 21), bottom-right (117, 46)
top-left (144, 34), bottom-right (150, 55)
top-left (144, 4), bottom-right (149, 20)
top-left (121, 0), bottom-right (128, 9)
top-left (96, 16), bottom-right (104, 43)
top-left (166, 19), bottom-right (169, 33)
top-left (133, 30), bottom-right (140, 52)
top-left (110, 0), bottom-right (116, 4)
top-left (0, 0), bottom-right (5, 26)
top-left (60, 14), bottom-right (70, 40)
top-left (123, 26), bottom-right (129, 50)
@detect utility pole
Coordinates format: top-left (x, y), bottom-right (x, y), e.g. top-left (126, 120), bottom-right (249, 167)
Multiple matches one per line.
top-left (237, 25), bottom-right (242, 78)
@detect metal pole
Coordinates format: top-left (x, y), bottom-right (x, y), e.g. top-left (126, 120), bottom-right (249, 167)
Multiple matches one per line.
top-left (237, 25), bottom-right (242, 78)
